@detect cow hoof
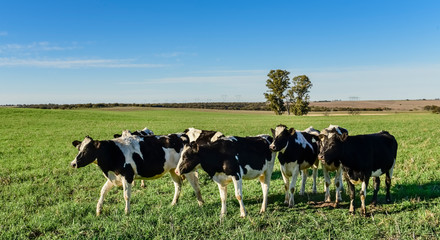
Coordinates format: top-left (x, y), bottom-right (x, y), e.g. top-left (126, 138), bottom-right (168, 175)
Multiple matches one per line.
top-left (197, 200), bottom-right (204, 206)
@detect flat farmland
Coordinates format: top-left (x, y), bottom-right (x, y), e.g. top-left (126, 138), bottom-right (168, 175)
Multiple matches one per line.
top-left (0, 108), bottom-right (439, 239)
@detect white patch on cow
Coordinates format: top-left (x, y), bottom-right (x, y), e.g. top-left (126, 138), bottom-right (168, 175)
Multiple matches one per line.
top-left (212, 172), bottom-right (234, 186)
top-left (242, 163), bottom-right (267, 180)
top-left (371, 168), bottom-right (383, 177)
top-left (281, 161), bottom-right (299, 177)
top-left (211, 132), bottom-right (223, 142)
top-left (186, 128), bottom-right (202, 142)
top-left (106, 171), bottom-right (123, 186)
top-left (79, 137), bottom-right (92, 152)
top-left (274, 125), bottom-right (286, 137)
top-left (295, 131), bottom-right (314, 152)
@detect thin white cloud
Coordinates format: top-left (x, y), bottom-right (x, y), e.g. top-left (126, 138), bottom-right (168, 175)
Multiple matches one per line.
top-left (0, 41), bottom-right (79, 53)
top-left (0, 31), bottom-right (7, 36)
top-left (0, 57), bottom-right (167, 69)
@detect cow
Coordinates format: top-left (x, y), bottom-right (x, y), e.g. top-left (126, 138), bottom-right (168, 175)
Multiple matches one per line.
top-left (318, 130), bottom-right (397, 215)
top-left (113, 127), bottom-right (155, 188)
top-left (269, 125), bottom-right (320, 207)
top-left (175, 135), bottom-right (276, 218)
top-left (319, 125), bottom-right (348, 204)
top-left (70, 131), bottom-right (204, 216)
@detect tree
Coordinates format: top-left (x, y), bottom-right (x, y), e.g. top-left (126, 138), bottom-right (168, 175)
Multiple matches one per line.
top-left (264, 69), bottom-right (290, 115)
top-left (288, 75), bottom-right (313, 116)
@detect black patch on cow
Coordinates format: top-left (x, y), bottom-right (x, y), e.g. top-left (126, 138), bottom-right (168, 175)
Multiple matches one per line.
top-left (134, 137), bottom-right (168, 178)
top-left (94, 141), bottom-right (127, 177)
top-left (157, 134), bottom-right (185, 153)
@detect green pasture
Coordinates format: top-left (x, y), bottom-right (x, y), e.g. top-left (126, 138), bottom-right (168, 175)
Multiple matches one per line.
top-left (0, 108), bottom-right (439, 239)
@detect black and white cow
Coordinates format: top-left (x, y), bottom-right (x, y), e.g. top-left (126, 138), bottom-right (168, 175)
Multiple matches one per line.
top-left (114, 127), bottom-right (155, 188)
top-left (318, 130), bottom-right (397, 215)
top-left (319, 125), bottom-right (348, 204)
top-left (175, 135), bottom-right (276, 218)
top-left (71, 131), bottom-right (204, 215)
top-left (269, 125), bottom-right (320, 207)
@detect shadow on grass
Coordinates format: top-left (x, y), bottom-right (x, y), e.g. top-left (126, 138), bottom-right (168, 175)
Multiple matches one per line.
top-left (269, 169), bottom-right (440, 215)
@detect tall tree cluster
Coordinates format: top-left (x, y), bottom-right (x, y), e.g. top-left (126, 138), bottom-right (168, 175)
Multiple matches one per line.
top-left (264, 69), bottom-right (313, 116)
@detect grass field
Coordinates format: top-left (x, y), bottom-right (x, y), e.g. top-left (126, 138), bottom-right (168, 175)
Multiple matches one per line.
top-left (1, 108), bottom-right (439, 239)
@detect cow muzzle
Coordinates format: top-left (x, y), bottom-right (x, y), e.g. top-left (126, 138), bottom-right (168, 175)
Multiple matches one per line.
top-left (70, 160), bottom-right (78, 169)
top-left (269, 144), bottom-right (277, 152)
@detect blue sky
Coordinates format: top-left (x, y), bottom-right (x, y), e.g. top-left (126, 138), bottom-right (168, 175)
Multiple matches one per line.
top-left (1, 1), bottom-right (439, 104)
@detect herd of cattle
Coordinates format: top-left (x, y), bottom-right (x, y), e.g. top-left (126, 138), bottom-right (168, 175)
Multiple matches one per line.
top-left (70, 125), bottom-right (398, 217)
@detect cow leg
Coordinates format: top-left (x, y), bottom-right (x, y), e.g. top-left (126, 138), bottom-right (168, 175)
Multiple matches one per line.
top-left (334, 167), bottom-right (343, 205)
top-left (169, 170), bottom-right (183, 205)
top-left (96, 180), bottom-right (114, 216)
top-left (232, 177), bottom-right (246, 217)
top-left (288, 164), bottom-right (300, 207)
top-left (299, 169), bottom-right (307, 195)
top-left (122, 178), bottom-right (132, 215)
top-left (260, 159), bottom-right (274, 213)
top-left (184, 171), bottom-right (204, 206)
top-left (312, 167), bottom-right (318, 194)
top-left (140, 180), bottom-right (146, 188)
top-left (323, 167), bottom-right (331, 202)
top-left (258, 173), bottom-right (270, 213)
top-left (280, 167), bottom-right (290, 205)
top-left (217, 183), bottom-right (228, 218)
top-left (345, 173), bottom-right (356, 214)
top-left (371, 177), bottom-right (380, 206)
top-left (360, 179), bottom-right (368, 216)
top-left (386, 162), bottom-right (395, 203)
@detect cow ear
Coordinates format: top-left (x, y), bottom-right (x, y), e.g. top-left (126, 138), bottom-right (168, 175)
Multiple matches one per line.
top-left (93, 140), bottom-right (101, 148)
top-left (271, 128), bottom-right (275, 136)
top-left (289, 128), bottom-right (296, 135)
top-left (72, 140), bottom-right (81, 147)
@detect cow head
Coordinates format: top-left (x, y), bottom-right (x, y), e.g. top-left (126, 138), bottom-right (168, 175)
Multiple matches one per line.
top-left (269, 124), bottom-right (295, 152)
top-left (71, 136), bottom-right (100, 168)
top-left (175, 142), bottom-right (201, 176)
top-left (318, 128), bottom-right (348, 165)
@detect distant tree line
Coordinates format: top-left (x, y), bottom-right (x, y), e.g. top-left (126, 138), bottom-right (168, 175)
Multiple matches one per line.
top-left (9, 102), bottom-right (392, 112)
top-left (424, 105), bottom-right (440, 114)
